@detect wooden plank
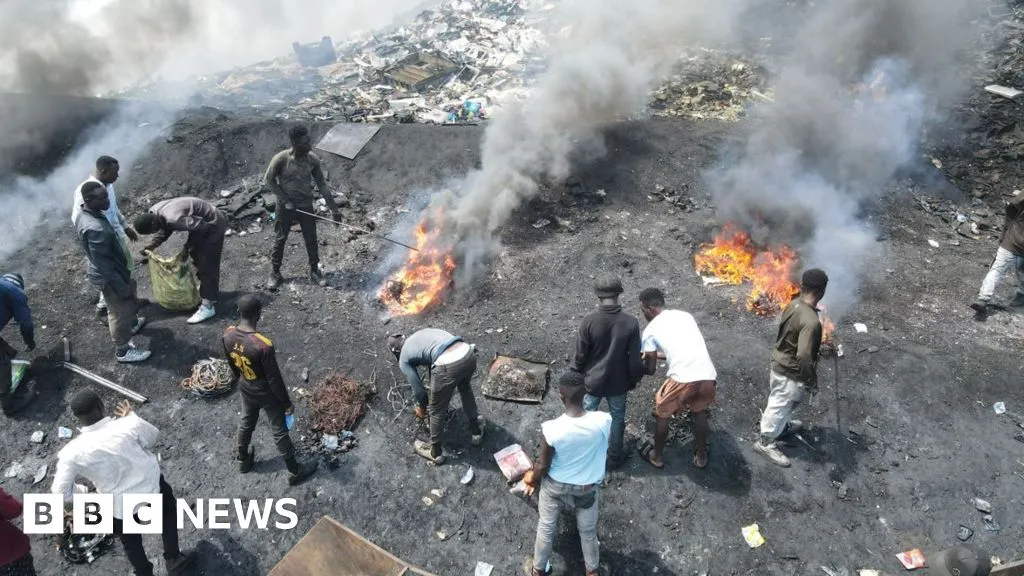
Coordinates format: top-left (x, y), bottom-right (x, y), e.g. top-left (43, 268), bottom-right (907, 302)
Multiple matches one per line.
top-left (269, 517), bottom-right (437, 576)
top-left (992, 559), bottom-right (1024, 576)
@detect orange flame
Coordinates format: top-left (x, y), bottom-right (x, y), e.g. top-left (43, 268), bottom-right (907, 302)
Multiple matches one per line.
top-left (377, 212), bottom-right (455, 316)
top-left (694, 224), bottom-right (799, 316)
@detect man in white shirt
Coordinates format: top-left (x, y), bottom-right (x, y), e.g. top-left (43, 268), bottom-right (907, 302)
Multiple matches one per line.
top-left (638, 288), bottom-right (718, 470)
top-left (71, 156), bottom-right (138, 319)
top-left (52, 390), bottom-right (191, 576)
top-left (522, 370), bottom-right (610, 576)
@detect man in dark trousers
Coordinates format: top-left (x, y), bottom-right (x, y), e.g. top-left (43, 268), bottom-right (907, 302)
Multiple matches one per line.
top-left (522, 370), bottom-right (610, 576)
top-left (972, 193), bottom-right (1024, 312)
top-left (263, 125), bottom-right (343, 289)
top-left (571, 274), bottom-right (642, 467)
top-left (52, 390), bottom-right (192, 576)
top-left (134, 196), bottom-right (230, 324)
top-left (0, 488), bottom-right (36, 575)
top-left (754, 268), bottom-right (828, 467)
top-left (389, 329), bottom-right (484, 465)
top-left (0, 273), bottom-right (36, 416)
top-left (223, 295), bottom-right (317, 485)
top-left (74, 182), bottom-right (149, 363)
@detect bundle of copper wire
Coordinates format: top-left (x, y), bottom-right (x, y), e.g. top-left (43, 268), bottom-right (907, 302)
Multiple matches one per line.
top-left (310, 372), bottom-right (373, 433)
top-left (180, 358), bottom-right (234, 398)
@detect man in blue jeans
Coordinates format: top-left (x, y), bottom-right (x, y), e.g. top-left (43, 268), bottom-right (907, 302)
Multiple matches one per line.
top-left (571, 274), bottom-right (643, 467)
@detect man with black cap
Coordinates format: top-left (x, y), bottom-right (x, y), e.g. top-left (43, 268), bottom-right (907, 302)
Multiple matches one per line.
top-left (0, 273), bottom-right (36, 416)
top-left (223, 294), bottom-right (318, 485)
top-left (52, 390), bottom-right (192, 576)
top-left (754, 268), bottom-right (829, 467)
top-left (389, 329), bottom-right (484, 464)
top-left (571, 274), bottom-right (643, 467)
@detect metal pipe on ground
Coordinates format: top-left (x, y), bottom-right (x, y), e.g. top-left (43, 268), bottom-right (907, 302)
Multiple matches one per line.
top-left (61, 337), bottom-right (148, 403)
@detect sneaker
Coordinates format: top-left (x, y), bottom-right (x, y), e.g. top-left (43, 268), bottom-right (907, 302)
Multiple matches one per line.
top-left (131, 316), bottom-right (147, 335)
top-left (310, 269), bottom-right (327, 287)
top-left (165, 552), bottom-right (194, 575)
top-left (470, 416), bottom-right (485, 446)
top-left (780, 420), bottom-right (804, 438)
top-left (237, 446), bottom-right (255, 474)
top-left (267, 271), bottom-right (284, 291)
top-left (287, 460), bottom-right (318, 486)
top-left (754, 441), bottom-right (791, 467)
top-left (970, 299), bottom-right (989, 313)
top-left (116, 345), bottom-right (151, 364)
top-left (187, 304), bottom-right (216, 324)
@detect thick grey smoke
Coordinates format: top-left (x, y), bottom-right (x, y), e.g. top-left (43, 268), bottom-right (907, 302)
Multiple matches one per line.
top-left (444, 0), bottom-right (747, 284)
top-left (709, 0), bottom-right (976, 318)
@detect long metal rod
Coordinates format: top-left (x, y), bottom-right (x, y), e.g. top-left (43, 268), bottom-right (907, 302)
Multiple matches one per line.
top-left (293, 209), bottom-right (420, 252)
top-left (62, 362), bottom-right (148, 403)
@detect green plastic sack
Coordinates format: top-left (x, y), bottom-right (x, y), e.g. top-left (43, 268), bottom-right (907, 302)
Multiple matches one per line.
top-left (147, 251), bottom-right (200, 311)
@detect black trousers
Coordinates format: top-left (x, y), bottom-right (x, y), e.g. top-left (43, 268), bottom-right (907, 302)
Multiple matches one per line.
top-left (187, 211), bottom-right (229, 301)
top-left (271, 206), bottom-right (318, 272)
top-left (112, 476), bottom-right (180, 576)
top-left (237, 388), bottom-right (295, 459)
top-left (0, 554), bottom-right (36, 576)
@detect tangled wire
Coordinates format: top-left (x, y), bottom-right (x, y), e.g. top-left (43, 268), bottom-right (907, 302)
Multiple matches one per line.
top-left (310, 372), bottom-right (373, 433)
top-left (180, 358), bottom-right (234, 398)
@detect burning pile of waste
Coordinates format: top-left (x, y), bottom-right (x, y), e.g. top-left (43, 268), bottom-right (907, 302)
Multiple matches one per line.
top-left (378, 209), bottom-right (456, 316)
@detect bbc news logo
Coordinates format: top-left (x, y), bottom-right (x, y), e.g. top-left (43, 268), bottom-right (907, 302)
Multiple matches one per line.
top-left (22, 495), bottom-right (298, 534)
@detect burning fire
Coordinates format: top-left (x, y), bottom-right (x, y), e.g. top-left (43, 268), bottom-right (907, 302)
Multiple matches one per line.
top-left (694, 225), bottom-right (800, 316)
top-left (694, 224), bottom-right (837, 345)
top-left (378, 211), bottom-right (455, 316)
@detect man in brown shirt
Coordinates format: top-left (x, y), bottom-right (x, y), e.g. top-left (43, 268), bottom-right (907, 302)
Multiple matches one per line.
top-left (971, 193), bottom-right (1024, 312)
top-left (134, 196), bottom-right (229, 324)
top-left (754, 268), bottom-right (827, 468)
top-left (223, 294), bottom-right (317, 486)
top-left (263, 125), bottom-right (342, 290)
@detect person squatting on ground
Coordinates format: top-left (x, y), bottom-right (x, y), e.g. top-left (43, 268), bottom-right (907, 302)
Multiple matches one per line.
top-left (0, 488), bottom-right (36, 576)
top-left (134, 196), bottom-right (230, 324)
top-left (52, 390), bottom-right (192, 576)
top-left (0, 273), bottom-right (37, 416)
top-left (73, 182), bottom-right (150, 363)
top-left (71, 155), bottom-right (138, 322)
top-left (389, 329), bottom-right (484, 464)
top-left (637, 288), bottom-right (718, 470)
top-left (223, 295), bottom-right (318, 486)
top-left (522, 370), bottom-right (610, 576)
top-left (263, 125), bottom-right (343, 290)
top-left (754, 268), bottom-right (828, 468)
top-left (571, 274), bottom-right (643, 468)
top-left (971, 192), bottom-right (1024, 312)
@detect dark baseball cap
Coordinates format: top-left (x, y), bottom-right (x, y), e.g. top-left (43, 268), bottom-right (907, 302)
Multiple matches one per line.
top-left (593, 274), bottom-right (623, 298)
top-left (927, 547), bottom-right (991, 576)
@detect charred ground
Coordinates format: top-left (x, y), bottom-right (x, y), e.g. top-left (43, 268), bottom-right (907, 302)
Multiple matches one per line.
top-left (0, 111), bottom-right (1022, 576)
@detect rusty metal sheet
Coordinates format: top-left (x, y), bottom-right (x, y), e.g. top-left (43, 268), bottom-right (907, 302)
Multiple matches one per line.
top-left (315, 123), bottom-right (381, 160)
top-left (482, 354), bottom-right (549, 403)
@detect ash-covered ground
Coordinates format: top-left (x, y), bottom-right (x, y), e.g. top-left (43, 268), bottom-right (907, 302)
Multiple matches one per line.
top-left (1, 110), bottom-right (1022, 576)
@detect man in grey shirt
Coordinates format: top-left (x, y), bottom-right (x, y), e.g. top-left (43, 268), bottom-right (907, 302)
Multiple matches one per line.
top-left (388, 329), bottom-right (484, 464)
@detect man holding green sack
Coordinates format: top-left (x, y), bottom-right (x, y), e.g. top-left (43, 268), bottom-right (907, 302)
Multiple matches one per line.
top-left (0, 273), bottom-right (37, 416)
top-left (134, 197), bottom-right (229, 324)
top-left (75, 182), bottom-right (150, 363)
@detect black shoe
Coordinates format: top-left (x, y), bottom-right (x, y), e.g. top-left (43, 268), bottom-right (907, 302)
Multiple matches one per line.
top-left (2, 388), bottom-right (37, 417)
top-left (970, 299), bottom-right (988, 313)
top-left (267, 271), bottom-right (284, 291)
top-left (287, 459), bottom-right (318, 486)
top-left (166, 552), bottom-right (194, 575)
top-left (237, 446), bottom-right (255, 474)
top-left (1010, 294), bottom-right (1024, 308)
top-left (310, 269), bottom-right (327, 287)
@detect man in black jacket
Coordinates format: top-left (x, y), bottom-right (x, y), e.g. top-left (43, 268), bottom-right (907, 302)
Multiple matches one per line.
top-left (571, 274), bottom-right (643, 467)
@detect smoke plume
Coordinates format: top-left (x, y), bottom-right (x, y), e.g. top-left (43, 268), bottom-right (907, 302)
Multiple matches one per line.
top-left (708, 0), bottom-right (976, 317)
top-left (443, 0), bottom-right (747, 284)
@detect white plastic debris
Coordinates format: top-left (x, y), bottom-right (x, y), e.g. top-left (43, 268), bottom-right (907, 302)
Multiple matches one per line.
top-left (322, 434), bottom-right (339, 451)
top-left (994, 402), bottom-right (1006, 415)
top-left (461, 466), bottom-right (475, 485)
top-left (219, 189), bottom-right (233, 198)
top-left (33, 464), bottom-right (47, 485)
top-left (475, 561), bottom-right (495, 576)
top-left (854, 323), bottom-right (868, 334)
top-left (58, 427), bottom-right (73, 439)
top-left (30, 431), bottom-right (45, 443)
top-left (928, 239), bottom-right (940, 248)
top-left (5, 462), bottom-right (24, 478)
top-left (985, 84), bottom-right (1023, 100)
top-left (532, 218), bottom-right (551, 229)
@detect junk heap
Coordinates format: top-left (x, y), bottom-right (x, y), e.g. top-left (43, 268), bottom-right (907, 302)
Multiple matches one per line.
top-left (307, 372), bottom-right (374, 459)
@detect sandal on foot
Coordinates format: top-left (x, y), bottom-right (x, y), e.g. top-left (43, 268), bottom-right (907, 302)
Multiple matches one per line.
top-left (414, 440), bottom-right (446, 465)
top-left (637, 438), bottom-right (664, 469)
